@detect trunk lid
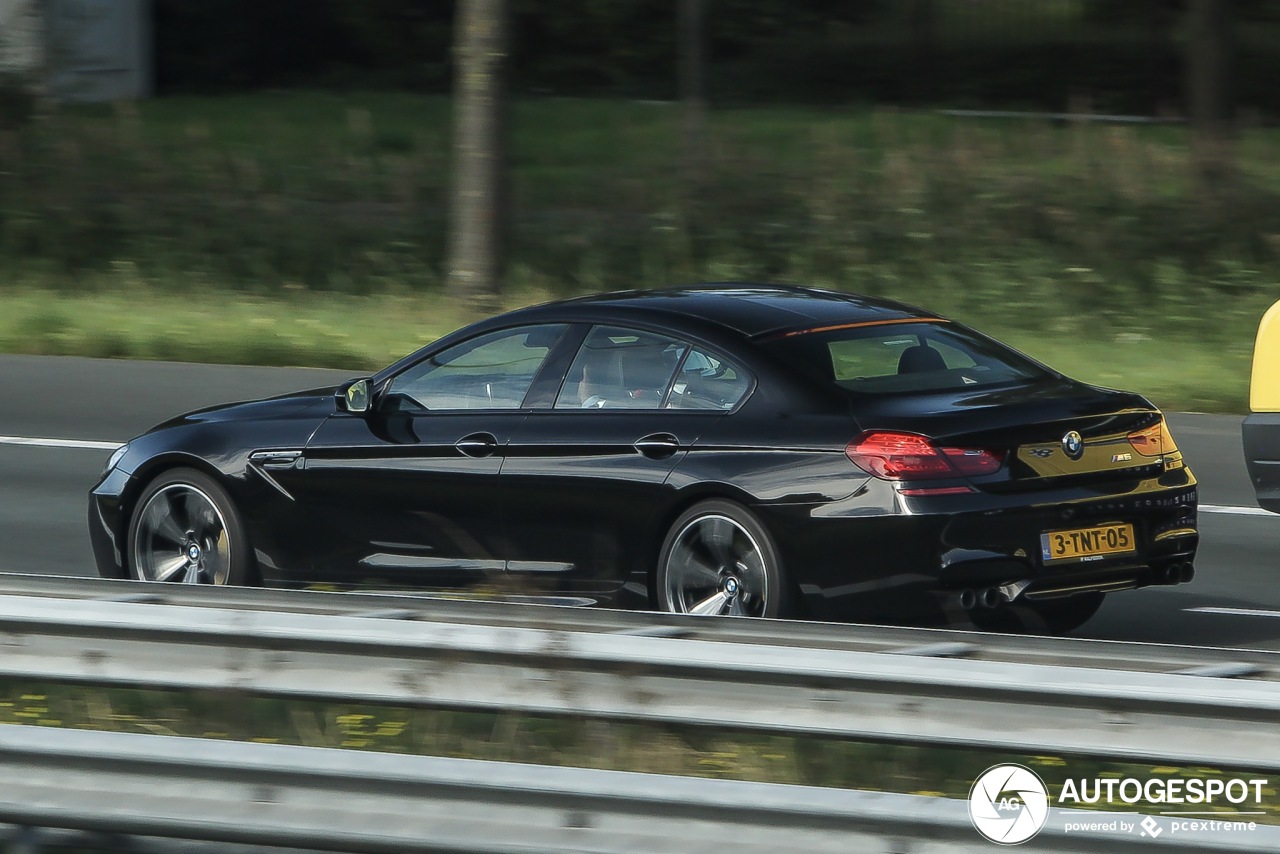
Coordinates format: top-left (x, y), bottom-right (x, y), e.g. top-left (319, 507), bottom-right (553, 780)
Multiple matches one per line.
top-left (848, 378), bottom-right (1180, 489)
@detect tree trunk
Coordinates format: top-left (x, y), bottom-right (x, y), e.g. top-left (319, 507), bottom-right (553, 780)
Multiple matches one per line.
top-left (678, 0), bottom-right (706, 183)
top-left (1186, 0), bottom-right (1233, 184)
top-left (909, 0), bottom-right (934, 104)
top-left (447, 0), bottom-right (508, 304)
top-left (1146, 0), bottom-right (1174, 114)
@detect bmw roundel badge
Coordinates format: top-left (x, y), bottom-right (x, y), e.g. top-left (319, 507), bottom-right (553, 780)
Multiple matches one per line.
top-left (1061, 430), bottom-right (1084, 461)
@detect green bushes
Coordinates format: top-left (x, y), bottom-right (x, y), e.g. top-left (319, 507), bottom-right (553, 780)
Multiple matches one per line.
top-left (6, 93), bottom-right (1280, 323)
top-left (0, 93), bottom-right (1276, 409)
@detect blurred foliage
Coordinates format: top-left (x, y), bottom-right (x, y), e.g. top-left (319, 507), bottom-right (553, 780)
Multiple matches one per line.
top-left (148, 0), bottom-right (1280, 113)
top-left (0, 93), bottom-right (1276, 412)
top-left (3, 94), bottom-right (1279, 317)
top-left (153, 0), bottom-right (454, 91)
top-left (0, 73), bottom-right (37, 130)
top-left (1083, 0), bottom-right (1280, 23)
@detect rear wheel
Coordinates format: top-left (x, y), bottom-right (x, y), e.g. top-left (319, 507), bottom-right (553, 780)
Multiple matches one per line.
top-left (656, 499), bottom-right (792, 618)
top-left (128, 468), bottom-right (252, 586)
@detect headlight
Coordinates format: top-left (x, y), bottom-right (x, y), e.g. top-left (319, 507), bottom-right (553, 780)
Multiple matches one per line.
top-left (102, 443), bottom-right (129, 476)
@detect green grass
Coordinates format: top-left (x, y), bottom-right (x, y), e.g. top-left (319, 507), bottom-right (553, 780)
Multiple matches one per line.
top-left (0, 282), bottom-right (1256, 412)
top-left (0, 281), bottom-right (485, 371)
top-left (1, 679), bottom-right (1276, 823)
top-left (2, 92), bottom-right (1279, 411)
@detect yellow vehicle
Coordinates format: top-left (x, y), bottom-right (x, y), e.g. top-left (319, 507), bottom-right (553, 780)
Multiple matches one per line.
top-left (1244, 300), bottom-right (1280, 512)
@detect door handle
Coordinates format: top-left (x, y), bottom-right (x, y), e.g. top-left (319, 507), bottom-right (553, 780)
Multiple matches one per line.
top-left (455, 432), bottom-right (499, 458)
top-left (634, 433), bottom-right (680, 459)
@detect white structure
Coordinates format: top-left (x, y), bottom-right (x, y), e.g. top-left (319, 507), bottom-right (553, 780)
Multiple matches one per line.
top-left (0, 0), bottom-right (151, 101)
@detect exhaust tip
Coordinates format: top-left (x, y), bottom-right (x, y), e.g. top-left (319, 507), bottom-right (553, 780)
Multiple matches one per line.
top-left (1180, 563), bottom-right (1195, 584)
top-left (959, 589), bottom-right (977, 610)
top-left (979, 587), bottom-right (1001, 609)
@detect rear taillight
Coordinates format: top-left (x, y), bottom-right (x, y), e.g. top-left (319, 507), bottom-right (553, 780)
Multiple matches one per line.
top-left (845, 431), bottom-right (1004, 480)
top-left (1127, 418), bottom-right (1179, 457)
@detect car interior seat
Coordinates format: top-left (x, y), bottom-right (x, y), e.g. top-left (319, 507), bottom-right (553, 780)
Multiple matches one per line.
top-left (574, 352), bottom-right (625, 406)
top-left (619, 345), bottom-right (679, 406)
top-left (897, 344), bottom-right (946, 374)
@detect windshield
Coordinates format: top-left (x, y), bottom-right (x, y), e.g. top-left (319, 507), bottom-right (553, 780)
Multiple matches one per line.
top-left (766, 322), bottom-right (1052, 394)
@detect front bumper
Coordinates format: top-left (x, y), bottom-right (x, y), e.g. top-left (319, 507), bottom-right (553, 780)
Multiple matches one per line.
top-left (88, 467), bottom-right (133, 579)
top-left (1243, 413), bottom-right (1280, 513)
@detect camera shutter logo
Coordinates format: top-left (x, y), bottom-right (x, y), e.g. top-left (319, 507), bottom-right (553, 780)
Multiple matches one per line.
top-left (969, 764), bottom-right (1050, 845)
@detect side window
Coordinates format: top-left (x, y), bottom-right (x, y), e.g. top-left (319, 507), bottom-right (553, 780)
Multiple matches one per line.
top-left (768, 322), bottom-right (1048, 393)
top-left (829, 332), bottom-right (969, 380)
top-left (829, 335), bottom-right (914, 381)
top-left (555, 326), bottom-right (688, 410)
top-left (384, 324), bottom-right (567, 411)
top-left (928, 338), bottom-right (979, 370)
top-left (666, 347), bottom-right (751, 411)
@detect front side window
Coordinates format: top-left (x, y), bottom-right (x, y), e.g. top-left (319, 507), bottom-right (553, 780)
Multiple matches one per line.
top-left (556, 326), bottom-right (688, 410)
top-left (384, 324), bottom-right (567, 411)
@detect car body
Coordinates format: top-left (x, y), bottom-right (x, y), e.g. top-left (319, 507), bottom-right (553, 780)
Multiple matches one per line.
top-left (1244, 299), bottom-right (1280, 512)
top-left (90, 285), bottom-right (1199, 632)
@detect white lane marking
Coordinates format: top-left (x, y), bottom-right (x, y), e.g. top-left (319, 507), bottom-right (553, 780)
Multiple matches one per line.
top-left (0, 435), bottom-right (122, 451)
top-left (1199, 504), bottom-right (1274, 517)
top-left (1188, 606), bottom-right (1280, 619)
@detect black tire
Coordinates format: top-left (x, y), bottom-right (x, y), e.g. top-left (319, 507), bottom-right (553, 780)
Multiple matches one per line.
top-left (656, 499), bottom-right (794, 619)
top-left (127, 467), bottom-right (254, 586)
top-left (970, 592), bottom-right (1105, 636)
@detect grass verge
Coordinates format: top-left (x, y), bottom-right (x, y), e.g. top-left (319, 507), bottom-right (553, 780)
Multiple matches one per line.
top-left (0, 283), bottom-right (1255, 413)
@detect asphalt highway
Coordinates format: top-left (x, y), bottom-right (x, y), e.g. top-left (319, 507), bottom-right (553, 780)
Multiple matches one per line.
top-left (3, 354), bottom-right (1279, 650)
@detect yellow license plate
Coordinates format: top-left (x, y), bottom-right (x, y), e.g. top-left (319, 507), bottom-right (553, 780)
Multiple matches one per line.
top-left (1039, 523), bottom-right (1136, 564)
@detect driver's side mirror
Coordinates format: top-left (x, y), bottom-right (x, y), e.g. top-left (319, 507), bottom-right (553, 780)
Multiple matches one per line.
top-left (336, 378), bottom-right (372, 414)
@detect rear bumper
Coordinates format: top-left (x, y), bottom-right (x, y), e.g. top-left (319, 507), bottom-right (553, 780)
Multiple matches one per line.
top-left (757, 469), bottom-right (1199, 623)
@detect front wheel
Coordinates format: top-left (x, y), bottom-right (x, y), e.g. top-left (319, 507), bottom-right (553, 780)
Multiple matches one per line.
top-left (127, 468), bottom-right (253, 586)
top-left (656, 499), bottom-right (792, 618)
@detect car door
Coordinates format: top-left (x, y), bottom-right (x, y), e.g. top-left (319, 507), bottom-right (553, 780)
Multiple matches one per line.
top-left (285, 324), bottom-right (570, 590)
top-left (501, 326), bottom-right (749, 604)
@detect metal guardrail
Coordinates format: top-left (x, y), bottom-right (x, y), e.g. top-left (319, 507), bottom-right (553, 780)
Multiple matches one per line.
top-left (2, 572), bottom-right (1278, 673)
top-left (3, 727), bottom-right (1277, 854)
top-left (1, 573), bottom-right (1279, 851)
top-left (0, 575), bottom-right (1276, 769)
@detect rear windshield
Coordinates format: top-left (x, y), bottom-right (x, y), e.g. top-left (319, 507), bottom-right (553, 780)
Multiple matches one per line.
top-left (766, 322), bottom-right (1052, 394)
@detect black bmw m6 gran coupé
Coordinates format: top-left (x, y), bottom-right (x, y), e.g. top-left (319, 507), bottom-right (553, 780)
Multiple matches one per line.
top-left (89, 286), bottom-right (1199, 633)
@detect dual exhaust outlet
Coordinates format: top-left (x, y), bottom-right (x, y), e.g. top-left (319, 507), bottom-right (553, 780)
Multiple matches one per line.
top-left (956, 562), bottom-right (1195, 611)
top-left (958, 586), bottom-right (1015, 610)
top-left (1160, 561), bottom-right (1196, 585)
top-left (957, 579), bottom-right (1033, 610)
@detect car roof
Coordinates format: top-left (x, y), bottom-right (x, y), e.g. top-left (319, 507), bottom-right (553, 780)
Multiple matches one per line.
top-left (524, 284), bottom-right (937, 339)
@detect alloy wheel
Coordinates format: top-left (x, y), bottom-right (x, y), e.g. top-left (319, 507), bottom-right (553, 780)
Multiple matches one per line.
top-left (663, 514), bottom-right (769, 617)
top-left (132, 483), bottom-right (232, 584)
